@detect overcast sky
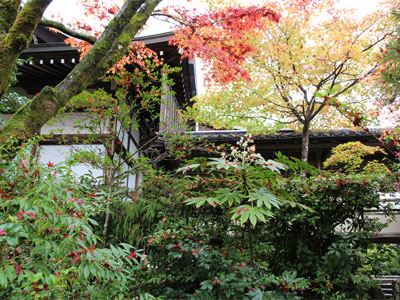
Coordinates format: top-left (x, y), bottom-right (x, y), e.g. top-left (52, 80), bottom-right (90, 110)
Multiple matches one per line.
top-left (45, 0), bottom-right (382, 35)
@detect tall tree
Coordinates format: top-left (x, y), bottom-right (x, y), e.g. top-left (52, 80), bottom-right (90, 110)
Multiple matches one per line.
top-left (186, 0), bottom-right (394, 161)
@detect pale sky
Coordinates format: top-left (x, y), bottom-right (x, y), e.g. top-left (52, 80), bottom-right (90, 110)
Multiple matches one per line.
top-left (45, 0), bottom-right (383, 33)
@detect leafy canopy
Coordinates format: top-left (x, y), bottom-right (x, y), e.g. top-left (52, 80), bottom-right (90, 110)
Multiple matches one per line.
top-left (186, 0), bottom-right (394, 133)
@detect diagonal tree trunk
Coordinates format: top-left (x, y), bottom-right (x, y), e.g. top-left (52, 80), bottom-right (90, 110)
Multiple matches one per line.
top-left (0, 0), bottom-right (161, 153)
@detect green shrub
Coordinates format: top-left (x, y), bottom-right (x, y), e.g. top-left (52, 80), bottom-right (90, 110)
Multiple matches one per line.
top-left (111, 137), bottom-right (397, 299)
top-left (0, 143), bottom-right (141, 299)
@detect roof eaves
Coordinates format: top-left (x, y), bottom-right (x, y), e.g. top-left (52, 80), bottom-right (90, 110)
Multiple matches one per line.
top-left (180, 129), bottom-right (381, 142)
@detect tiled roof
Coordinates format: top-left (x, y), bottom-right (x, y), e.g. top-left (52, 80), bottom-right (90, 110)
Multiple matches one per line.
top-left (185, 129), bottom-right (382, 143)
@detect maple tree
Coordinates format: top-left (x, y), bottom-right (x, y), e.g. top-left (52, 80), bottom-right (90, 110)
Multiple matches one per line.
top-left (161, 5), bottom-right (279, 83)
top-left (376, 8), bottom-right (400, 155)
top-left (323, 141), bottom-right (389, 174)
top-left (186, 0), bottom-right (395, 162)
top-left (0, 0), bottom-right (280, 154)
top-left (379, 9), bottom-right (400, 104)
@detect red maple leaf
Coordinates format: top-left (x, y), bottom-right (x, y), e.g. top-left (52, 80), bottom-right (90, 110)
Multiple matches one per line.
top-left (15, 264), bottom-right (23, 274)
top-left (16, 210), bottom-right (24, 220)
top-left (88, 244), bottom-right (96, 253)
top-left (128, 251), bottom-right (137, 259)
top-left (168, 5), bottom-right (279, 84)
top-left (26, 211), bottom-right (35, 219)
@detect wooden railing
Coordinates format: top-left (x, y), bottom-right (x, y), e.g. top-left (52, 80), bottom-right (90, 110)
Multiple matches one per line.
top-left (160, 86), bottom-right (186, 133)
top-left (377, 276), bottom-right (400, 299)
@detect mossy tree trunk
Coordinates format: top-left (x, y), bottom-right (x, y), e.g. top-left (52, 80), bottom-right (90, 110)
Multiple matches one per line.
top-left (0, 0), bottom-right (22, 34)
top-left (0, 0), bottom-right (161, 152)
top-left (0, 0), bottom-right (53, 101)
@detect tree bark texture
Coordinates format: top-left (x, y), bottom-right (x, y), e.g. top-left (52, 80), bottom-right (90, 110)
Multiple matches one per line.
top-left (0, 0), bottom-right (53, 100)
top-left (0, 0), bottom-right (162, 150)
top-left (301, 122), bottom-right (310, 162)
top-left (0, 0), bottom-right (22, 34)
top-left (39, 19), bottom-right (97, 44)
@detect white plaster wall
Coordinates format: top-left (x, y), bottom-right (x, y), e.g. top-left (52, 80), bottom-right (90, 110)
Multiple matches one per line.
top-left (120, 162), bottom-right (129, 187)
top-left (370, 193), bottom-right (400, 235)
top-left (39, 144), bottom-right (105, 179)
top-left (367, 213), bottom-right (400, 235)
top-left (40, 112), bottom-right (110, 135)
top-left (128, 173), bottom-right (137, 190)
top-left (129, 140), bottom-right (136, 155)
top-left (1, 113), bottom-right (110, 135)
top-left (130, 117), bottom-right (140, 145)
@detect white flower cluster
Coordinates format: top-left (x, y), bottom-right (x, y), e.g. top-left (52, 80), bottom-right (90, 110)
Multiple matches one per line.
top-left (224, 135), bottom-right (258, 165)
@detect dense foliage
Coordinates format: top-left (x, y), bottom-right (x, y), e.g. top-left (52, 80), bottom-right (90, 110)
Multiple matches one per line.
top-left (379, 9), bottom-right (400, 105)
top-left (184, 0), bottom-right (397, 162)
top-left (106, 137), bottom-right (399, 299)
top-left (0, 131), bottom-right (398, 299)
top-left (0, 142), bottom-right (144, 299)
top-left (1, 1), bottom-right (399, 299)
top-left (323, 141), bottom-right (389, 174)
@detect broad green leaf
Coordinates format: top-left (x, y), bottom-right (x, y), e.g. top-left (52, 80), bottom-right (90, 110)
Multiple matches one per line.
top-left (240, 210), bottom-right (250, 224)
top-left (263, 159), bottom-right (286, 173)
top-left (29, 272), bottom-right (43, 282)
top-left (207, 198), bottom-right (219, 207)
top-left (6, 236), bottom-right (18, 247)
top-left (89, 264), bottom-right (98, 277)
top-left (185, 196), bottom-right (207, 208)
top-left (249, 213), bottom-right (257, 226)
top-left (215, 188), bottom-right (242, 206)
top-left (4, 265), bottom-right (15, 282)
top-left (255, 210), bottom-right (266, 223)
top-left (1, 223), bottom-right (22, 234)
top-left (208, 157), bottom-right (236, 170)
top-left (0, 270), bottom-right (7, 288)
top-left (250, 188), bottom-right (281, 210)
top-left (83, 266), bottom-right (90, 278)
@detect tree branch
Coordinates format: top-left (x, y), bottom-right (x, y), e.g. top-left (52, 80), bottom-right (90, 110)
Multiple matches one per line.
top-left (39, 19), bottom-right (97, 44)
top-left (331, 63), bottom-right (379, 99)
top-left (362, 33), bottom-right (391, 53)
top-left (309, 62), bottom-right (346, 120)
top-left (251, 89), bottom-right (290, 111)
top-left (223, 113), bottom-right (297, 125)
